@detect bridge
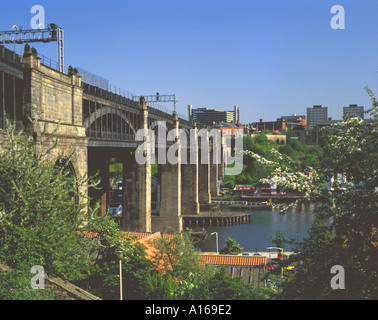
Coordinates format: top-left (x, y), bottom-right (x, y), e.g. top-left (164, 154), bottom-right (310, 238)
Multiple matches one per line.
top-left (0, 44), bottom-right (229, 233)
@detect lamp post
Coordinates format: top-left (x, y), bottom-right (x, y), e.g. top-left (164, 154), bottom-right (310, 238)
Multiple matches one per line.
top-left (117, 250), bottom-right (123, 300)
top-left (211, 232), bottom-right (219, 254)
top-left (267, 246), bottom-right (284, 278)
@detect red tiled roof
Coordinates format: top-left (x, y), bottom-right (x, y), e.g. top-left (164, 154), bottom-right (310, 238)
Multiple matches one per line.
top-left (77, 230), bottom-right (154, 242)
top-left (199, 254), bottom-right (267, 267)
top-left (126, 232), bottom-right (155, 243)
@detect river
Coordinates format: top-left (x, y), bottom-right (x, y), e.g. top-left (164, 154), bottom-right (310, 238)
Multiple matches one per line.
top-left (200, 203), bottom-right (316, 252)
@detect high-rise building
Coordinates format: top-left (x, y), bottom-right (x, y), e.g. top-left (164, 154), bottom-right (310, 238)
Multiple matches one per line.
top-left (306, 105), bottom-right (328, 131)
top-left (233, 105), bottom-right (240, 124)
top-left (343, 104), bottom-right (364, 119)
top-left (188, 105), bottom-right (240, 126)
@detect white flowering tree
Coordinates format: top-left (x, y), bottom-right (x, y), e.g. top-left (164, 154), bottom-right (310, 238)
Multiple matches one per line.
top-left (244, 87), bottom-right (378, 299)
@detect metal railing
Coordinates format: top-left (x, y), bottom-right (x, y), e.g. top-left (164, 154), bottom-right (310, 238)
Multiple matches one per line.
top-left (87, 129), bottom-right (135, 142)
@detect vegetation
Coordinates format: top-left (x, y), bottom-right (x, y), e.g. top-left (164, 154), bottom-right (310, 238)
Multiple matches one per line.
top-left (0, 268), bottom-right (55, 300)
top-left (225, 132), bottom-right (324, 187)
top-left (0, 120), bottom-right (271, 300)
top-left (0, 120), bottom-right (98, 282)
top-left (259, 87), bottom-right (378, 299)
top-left (0, 85), bottom-right (376, 300)
top-left (145, 231), bottom-right (272, 300)
top-left (219, 237), bottom-right (244, 255)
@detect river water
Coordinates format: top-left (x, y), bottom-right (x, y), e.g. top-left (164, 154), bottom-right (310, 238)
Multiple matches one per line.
top-left (200, 203), bottom-right (316, 252)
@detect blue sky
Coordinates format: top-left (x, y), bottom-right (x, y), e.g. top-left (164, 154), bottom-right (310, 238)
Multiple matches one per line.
top-left (2, 0), bottom-right (378, 123)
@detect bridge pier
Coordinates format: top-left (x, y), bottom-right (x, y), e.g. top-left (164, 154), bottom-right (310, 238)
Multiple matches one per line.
top-left (181, 121), bottom-right (200, 216)
top-left (153, 112), bottom-right (182, 233)
top-left (210, 152), bottom-right (220, 197)
top-left (199, 131), bottom-right (211, 205)
top-left (123, 97), bottom-right (151, 232)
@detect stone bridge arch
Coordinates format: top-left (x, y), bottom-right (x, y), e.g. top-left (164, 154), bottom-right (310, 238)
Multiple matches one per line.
top-left (84, 106), bottom-right (137, 136)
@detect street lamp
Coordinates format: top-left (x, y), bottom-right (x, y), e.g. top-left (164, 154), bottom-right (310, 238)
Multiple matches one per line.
top-left (211, 232), bottom-right (219, 254)
top-left (117, 250), bottom-right (123, 300)
top-left (267, 246), bottom-right (284, 278)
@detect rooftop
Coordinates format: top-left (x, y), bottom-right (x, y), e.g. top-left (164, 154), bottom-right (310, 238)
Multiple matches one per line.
top-left (199, 254), bottom-right (267, 267)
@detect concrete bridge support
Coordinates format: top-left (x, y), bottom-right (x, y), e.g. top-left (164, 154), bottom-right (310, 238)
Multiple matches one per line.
top-left (153, 112), bottom-right (182, 233)
top-left (181, 122), bottom-right (200, 216)
top-left (181, 160), bottom-right (200, 215)
top-left (210, 151), bottom-right (219, 197)
top-left (123, 97), bottom-right (151, 232)
top-left (198, 129), bottom-right (211, 205)
top-left (123, 155), bottom-right (151, 232)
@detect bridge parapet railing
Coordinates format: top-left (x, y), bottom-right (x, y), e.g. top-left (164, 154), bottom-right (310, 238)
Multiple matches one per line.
top-left (87, 129), bottom-right (135, 142)
top-left (82, 82), bottom-right (138, 109)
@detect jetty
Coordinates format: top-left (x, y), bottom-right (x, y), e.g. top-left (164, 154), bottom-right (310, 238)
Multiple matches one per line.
top-left (212, 200), bottom-right (272, 210)
top-left (182, 209), bottom-right (251, 228)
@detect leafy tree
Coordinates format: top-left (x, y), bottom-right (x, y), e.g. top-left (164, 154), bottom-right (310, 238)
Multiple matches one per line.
top-left (76, 215), bottom-right (161, 300)
top-left (0, 120), bottom-right (97, 281)
top-left (205, 267), bottom-right (273, 300)
top-left (148, 232), bottom-right (271, 300)
top-left (220, 237), bottom-right (244, 255)
top-left (279, 144), bottom-right (294, 157)
top-left (255, 87), bottom-right (378, 299)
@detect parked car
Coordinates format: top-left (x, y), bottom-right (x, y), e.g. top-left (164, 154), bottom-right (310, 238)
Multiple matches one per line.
top-left (109, 203), bottom-right (122, 215)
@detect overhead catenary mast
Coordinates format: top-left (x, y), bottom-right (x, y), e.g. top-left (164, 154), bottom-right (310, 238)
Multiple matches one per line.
top-left (133, 93), bottom-right (178, 114)
top-left (0, 23), bottom-right (64, 73)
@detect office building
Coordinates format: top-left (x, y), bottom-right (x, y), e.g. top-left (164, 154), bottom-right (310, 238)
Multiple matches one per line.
top-left (343, 104), bottom-right (364, 119)
top-left (307, 105), bottom-right (328, 131)
top-left (188, 105), bottom-right (240, 126)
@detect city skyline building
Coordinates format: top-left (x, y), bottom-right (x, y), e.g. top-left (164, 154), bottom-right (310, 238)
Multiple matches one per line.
top-left (343, 104), bottom-right (364, 119)
top-left (188, 105), bottom-right (240, 126)
top-left (306, 105), bottom-right (328, 131)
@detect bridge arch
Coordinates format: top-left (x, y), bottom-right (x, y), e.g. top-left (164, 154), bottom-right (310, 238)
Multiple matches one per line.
top-left (84, 106), bottom-right (137, 134)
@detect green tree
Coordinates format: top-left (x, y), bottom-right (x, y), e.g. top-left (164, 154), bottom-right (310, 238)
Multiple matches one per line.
top-left (76, 215), bottom-right (161, 300)
top-left (220, 237), bottom-right (244, 255)
top-left (0, 120), bottom-right (97, 281)
top-left (258, 87), bottom-right (378, 299)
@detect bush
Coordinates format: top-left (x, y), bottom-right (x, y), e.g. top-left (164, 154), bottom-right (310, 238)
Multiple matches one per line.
top-left (279, 144), bottom-right (294, 156)
top-left (220, 238), bottom-right (244, 255)
top-left (0, 120), bottom-right (97, 281)
top-left (288, 139), bottom-right (307, 152)
top-left (0, 268), bottom-right (55, 300)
